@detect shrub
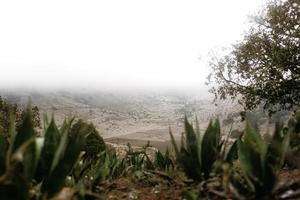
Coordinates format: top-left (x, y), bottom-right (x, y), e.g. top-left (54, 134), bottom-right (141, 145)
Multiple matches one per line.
top-left (70, 120), bottom-right (106, 160)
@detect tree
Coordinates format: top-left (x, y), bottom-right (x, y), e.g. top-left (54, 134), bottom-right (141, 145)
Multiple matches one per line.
top-left (207, 0), bottom-right (300, 114)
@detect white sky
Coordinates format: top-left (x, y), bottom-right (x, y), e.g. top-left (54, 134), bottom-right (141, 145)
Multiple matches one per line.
top-left (0, 0), bottom-right (265, 90)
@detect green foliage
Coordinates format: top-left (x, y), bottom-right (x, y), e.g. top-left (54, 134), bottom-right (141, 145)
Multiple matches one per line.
top-left (0, 102), bottom-right (295, 199)
top-left (236, 122), bottom-right (290, 197)
top-left (90, 151), bottom-right (125, 186)
top-left (207, 0), bottom-right (300, 114)
top-left (41, 119), bottom-right (84, 197)
top-left (10, 106), bottom-right (35, 157)
top-left (0, 128), bottom-right (8, 175)
top-left (72, 149), bottom-right (127, 191)
top-left (70, 120), bottom-right (106, 160)
top-left (35, 118), bottom-right (60, 182)
top-left (125, 143), bottom-right (154, 171)
top-left (170, 117), bottom-right (237, 181)
top-left (0, 106), bottom-right (37, 200)
top-left (154, 148), bottom-right (174, 171)
top-left (224, 139), bottom-right (238, 163)
top-left (201, 119), bottom-right (221, 177)
top-left (0, 106), bottom-right (86, 199)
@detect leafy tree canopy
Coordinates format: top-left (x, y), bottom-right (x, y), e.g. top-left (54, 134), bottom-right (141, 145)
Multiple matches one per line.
top-left (207, 0), bottom-right (300, 114)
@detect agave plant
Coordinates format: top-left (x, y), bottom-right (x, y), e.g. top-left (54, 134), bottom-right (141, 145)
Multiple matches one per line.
top-left (40, 118), bottom-right (84, 197)
top-left (72, 149), bottom-right (127, 191)
top-left (154, 148), bottom-right (174, 172)
top-left (0, 106), bottom-right (85, 199)
top-left (236, 122), bottom-right (290, 198)
top-left (169, 117), bottom-right (237, 181)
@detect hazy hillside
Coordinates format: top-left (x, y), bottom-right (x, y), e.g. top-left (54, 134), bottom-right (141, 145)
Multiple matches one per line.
top-left (0, 89), bottom-right (243, 143)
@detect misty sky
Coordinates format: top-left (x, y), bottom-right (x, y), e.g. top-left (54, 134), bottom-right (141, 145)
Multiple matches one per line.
top-left (0, 0), bottom-right (265, 90)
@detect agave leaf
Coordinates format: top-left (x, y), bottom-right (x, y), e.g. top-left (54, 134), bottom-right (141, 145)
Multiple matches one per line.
top-left (50, 119), bottom-right (71, 172)
top-left (225, 140), bottom-right (238, 164)
top-left (237, 138), bottom-right (255, 192)
top-left (180, 132), bottom-right (185, 151)
top-left (1, 138), bottom-right (40, 200)
top-left (264, 123), bottom-right (290, 191)
top-left (110, 156), bottom-right (125, 178)
top-left (243, 122), bottom-right (266, 181)
top-left (8, 106), bottom-right (37, 182)
top-left (169, 126), bottom-right (179, 158)
top-left (156, 150), bottom-right (164, 169)
top-left (43, 113), bottom-right (49, 132)
top-left (265, 123), bottom-right (285, 170)
top-left (244, 122), bottom-right (266, 157)
top-left (93, 153), bottom-right (111, 185)
top-left (7, 107), bottom-right (16, 143)
top-left (41, 119), bottom-right (84, 197)
top-left (214, 119), bottom-right (221, 145)
top-left (179, 148), bottom-right (202, 179)
top-left (201, 120), bottom-right (219, 178)
top-left (195, 116), bottom-right (201, 138)
top-left (10, 106), bottom-right (35, 161)
top-left (184, 116), bottom-right (198, 156)
top-left (195, 117), bottom-right (202, 167)
top-left (35, 118), bottom-right (60, 182)
top-left (0, 107), bottom-right (36, 200)
top-left (6, 109), bottom-right (16, 167)
top-left (0, 127), bottom-right (7, 175)
top-left (34, 137), bottom-right (44, 169)
top-left (59, 118), bottom-right (74, 136)
top-left (10, 138), bottom-right (36, 182)
top-left (41, 131), bottom-right (84, 197)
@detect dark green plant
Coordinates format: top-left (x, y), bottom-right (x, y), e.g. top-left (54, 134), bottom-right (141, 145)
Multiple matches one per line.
top-left (0, 106), bottom-right (38, 200)
top-left (236, 122), bottom-right (290, 198)
top-left (41, 119), bottom-right (84, 197)
top-left (0, 106), bottom-right (85, 199)
top-left (154, 148), bottom-right (174, 172)
top-left (207, 0), bottom-right (300, 114)
top-left (34, 118), bottom-right (61, 182)
top-left (70, 120), bottom-right (106, 160)
top-left (170, 117), bottom-right (237, 181)
top-left (73, 149), bottom-right (126, 190)
top-left (125, 143), bottom-right (154, 171)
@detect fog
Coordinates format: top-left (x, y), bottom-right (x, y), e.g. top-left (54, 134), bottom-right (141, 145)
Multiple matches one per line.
top-left (0, 0), bottom-right (264, 91)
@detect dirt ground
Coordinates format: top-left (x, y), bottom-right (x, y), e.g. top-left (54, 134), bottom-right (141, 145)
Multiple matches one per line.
top-left (96, 170), bottom-right (187, 200)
